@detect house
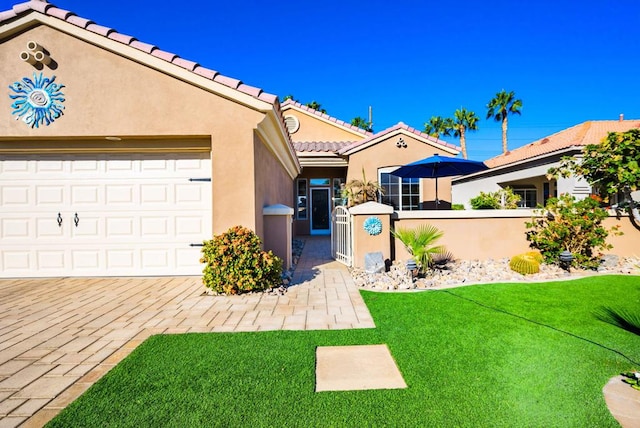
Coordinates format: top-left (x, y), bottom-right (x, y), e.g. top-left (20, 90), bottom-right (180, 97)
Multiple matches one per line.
top-left (452, 118), bottom-right (640, 209)
top-left (282, 100), bottom-right (460, 235)
top-left (0, 1), bottom-right (299, 278)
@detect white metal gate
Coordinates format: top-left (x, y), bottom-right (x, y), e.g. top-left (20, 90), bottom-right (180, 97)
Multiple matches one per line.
top-left (331, 206), bottom-right (352, 266)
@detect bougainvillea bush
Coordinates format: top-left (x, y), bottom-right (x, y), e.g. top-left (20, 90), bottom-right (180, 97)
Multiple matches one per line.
top-left (200, 226), bottom-right (282, 295)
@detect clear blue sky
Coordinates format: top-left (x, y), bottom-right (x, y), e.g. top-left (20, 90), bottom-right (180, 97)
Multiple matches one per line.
top-left (2, 0), bottom-right (639, 160)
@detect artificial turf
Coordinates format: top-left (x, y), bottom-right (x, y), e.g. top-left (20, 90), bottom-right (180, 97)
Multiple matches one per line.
top-left (47, 275), bottom-right (640, 427)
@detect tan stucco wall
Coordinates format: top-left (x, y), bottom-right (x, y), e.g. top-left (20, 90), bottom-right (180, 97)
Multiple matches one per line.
top-left (284, 110), bottom-right (365, 143)
top-left (347, 134), bottom-right (453, 204)
top-left (389, 214), bottom-right (640, 262)
top-left (253, 132), bottom-right (295, 239)
top-left (1, 24), bottom-right (294, 241)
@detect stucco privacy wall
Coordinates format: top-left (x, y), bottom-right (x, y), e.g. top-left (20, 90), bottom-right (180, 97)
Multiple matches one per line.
top-left (390, 212), bottom-right (639, 262)
top-left (346, 133), bottom-right (454, 204)
top-left (1, 22), bottom-right (295, 236)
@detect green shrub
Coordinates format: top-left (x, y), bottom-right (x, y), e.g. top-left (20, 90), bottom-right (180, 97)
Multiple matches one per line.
top-left (509, 252), bottom-right (541, 275)
top-left (451, 204), bottom-right (465, 210)
top-left (470, 191), bottom-right (501, 209)
top-left (470, 187), bottom-right (521, 209)
top-left (525, 194), bottom-right (621, 269)
top-left (200, 225), bottom-right (283, 295)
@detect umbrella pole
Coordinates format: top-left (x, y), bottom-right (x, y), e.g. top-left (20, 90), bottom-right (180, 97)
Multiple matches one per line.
top-left (435, 177), bottom-right (439, 210)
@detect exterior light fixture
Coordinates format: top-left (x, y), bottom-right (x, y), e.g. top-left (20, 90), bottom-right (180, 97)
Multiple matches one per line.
top-left (559, 250), bottom-right (573, 272)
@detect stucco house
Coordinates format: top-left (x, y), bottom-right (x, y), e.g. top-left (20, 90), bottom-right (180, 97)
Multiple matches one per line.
top-left (282, 100), bottom-right (460, 235)
top-left (452, 118), bottom-right (640, 209)
top-left (0, 1), bottom-right (299, 278)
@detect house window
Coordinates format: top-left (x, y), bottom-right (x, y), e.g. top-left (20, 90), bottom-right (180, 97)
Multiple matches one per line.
top-left (514, 188), bottom-right (537, 208)
top-left (379, 168), bottom-right (420, 210)
top-left (333, 178), bottom-right (346, 206)
top-left (296, 179), bottom-right (307, 219)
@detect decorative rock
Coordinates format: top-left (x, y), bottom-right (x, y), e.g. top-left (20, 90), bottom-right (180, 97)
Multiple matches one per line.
top-left (349, 256), bottom-right (640, 291)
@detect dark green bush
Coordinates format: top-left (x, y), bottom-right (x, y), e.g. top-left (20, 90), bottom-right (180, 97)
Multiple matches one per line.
top-left (200, 225), bottom-right (283, 295)
top-left (525, 194), bottom-right (621, 269)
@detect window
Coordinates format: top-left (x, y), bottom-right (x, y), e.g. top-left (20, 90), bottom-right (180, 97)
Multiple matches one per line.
top-left (379, 168), bottom-right (420, 210)
top-left (514, 188), bottom-right (537, 208)
top-left (333, 178), bottom-right (345, 206)
top-left (296, 179), bottom-right (307, 219)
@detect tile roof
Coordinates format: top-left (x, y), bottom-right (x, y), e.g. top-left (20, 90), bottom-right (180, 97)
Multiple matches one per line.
top-left (0, 0), bottom-right (278, 104)
top-left (485, 119), bottom-right (640, 168)
top-left (281, 100), bottom-right (373, 137)
top-left (338, 122), bottom-right (460, 154)
top-left (293, 141), bottom-right (354, 153)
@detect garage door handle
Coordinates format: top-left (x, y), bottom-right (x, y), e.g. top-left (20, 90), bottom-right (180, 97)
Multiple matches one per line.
top-left (74, 213), bottom-right (79, 227)
top-left (57, 213), bottom-right (63, 227)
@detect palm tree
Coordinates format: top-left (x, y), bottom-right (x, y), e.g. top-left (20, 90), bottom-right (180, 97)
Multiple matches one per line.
top-left (486, 90), bottom-right (523, 154)
top-left (450, 108), bottom-right (479, 159)
top-left (305, 101), bottom-right (327, 114)
top-left (351, 116), bottom-right (373, 132)
top-left (392, 224), bottom-right (446, 274)
top-left (342, 168), bottom-right (384, 207)
top-left (424, 116), bottom-right (453, 139)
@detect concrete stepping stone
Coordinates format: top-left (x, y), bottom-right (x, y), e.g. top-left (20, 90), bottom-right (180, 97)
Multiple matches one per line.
top-left (315, 344), bottom-right (407, 392)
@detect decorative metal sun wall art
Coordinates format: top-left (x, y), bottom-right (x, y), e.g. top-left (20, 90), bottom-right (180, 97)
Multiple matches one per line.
top-left (363, 216), bottom-right (383, 236)
top-left (9, 73), bottom-right (65, 128)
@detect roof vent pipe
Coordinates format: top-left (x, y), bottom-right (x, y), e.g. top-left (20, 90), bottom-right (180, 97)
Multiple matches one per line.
top-left (26, 40), bottom-right (43, 53)
top-left (619, 113), bottom-right (624, 122)
top-left (19, 51), bottom-right (36, 64)
top-left (33, 50), bottom-right (51, 65)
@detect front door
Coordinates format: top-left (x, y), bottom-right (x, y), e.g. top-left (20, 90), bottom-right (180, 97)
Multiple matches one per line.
top-left (310, 188), bottom-right (330, 235)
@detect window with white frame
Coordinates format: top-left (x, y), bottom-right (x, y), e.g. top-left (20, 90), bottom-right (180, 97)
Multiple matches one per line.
top-left (296, 179), bottom-right (307, 219)
top-left (379, 167), bottom-right (420, 210)
top-left (514, 188), bottom-right (537, 208)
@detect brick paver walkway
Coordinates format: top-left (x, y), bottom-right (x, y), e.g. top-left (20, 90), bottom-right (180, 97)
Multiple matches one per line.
top-left (0, 237), bottom-right (374, 427)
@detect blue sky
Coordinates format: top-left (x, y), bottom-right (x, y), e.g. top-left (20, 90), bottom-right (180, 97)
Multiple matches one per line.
top-left (2, 0), bottom-right (639, 160)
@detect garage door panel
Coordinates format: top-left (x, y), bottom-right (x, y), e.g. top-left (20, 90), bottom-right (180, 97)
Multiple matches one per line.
top-left (36, 185), bottom-right (65, 205)
top-left (1, 152), bottom-right (211, 278)
top-left (71, 250), bottom-right (100, 270)
top-left (1, 218), bottom-right (31, 238)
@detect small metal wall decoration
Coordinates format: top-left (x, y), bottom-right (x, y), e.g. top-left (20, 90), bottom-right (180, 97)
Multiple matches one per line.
top-left (9, 72), bottom-right (65, 128)
top-left (363, 216), bottom-right (383, 236)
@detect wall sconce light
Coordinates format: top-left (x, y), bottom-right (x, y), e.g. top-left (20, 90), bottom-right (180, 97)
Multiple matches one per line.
top-left (396, 137), bottom-right (407, 148)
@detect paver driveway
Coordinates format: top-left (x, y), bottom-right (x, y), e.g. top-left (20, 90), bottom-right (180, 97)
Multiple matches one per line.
top-left (0, 237), bottom-right (374, 427)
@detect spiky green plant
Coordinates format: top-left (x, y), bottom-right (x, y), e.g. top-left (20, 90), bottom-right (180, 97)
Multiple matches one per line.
top-left (509, 253), bottom-right (541, 275)
top-left (594, 307), bottom-right (640, 336)
top-left (392, 225), bottom-right (445, 273)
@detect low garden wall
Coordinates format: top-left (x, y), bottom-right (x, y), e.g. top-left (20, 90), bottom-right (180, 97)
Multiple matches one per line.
top-left (385, 210), bottom-right (639, 263)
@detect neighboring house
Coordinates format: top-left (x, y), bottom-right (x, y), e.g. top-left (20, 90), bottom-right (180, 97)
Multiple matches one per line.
top-left (0, 2), bottom-right (299, 278)
top-left (282, 100), bottom-right (460, 235)
top-left (452, 118), bottom-right (640, 209)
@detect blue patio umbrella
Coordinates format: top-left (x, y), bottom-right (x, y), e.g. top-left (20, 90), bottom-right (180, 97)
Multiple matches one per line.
top-left (391, 154), bottom-right (488, 209)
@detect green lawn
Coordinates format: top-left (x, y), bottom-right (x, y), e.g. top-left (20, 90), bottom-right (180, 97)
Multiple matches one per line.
top-left (48, 275), bottom-right (640, 427)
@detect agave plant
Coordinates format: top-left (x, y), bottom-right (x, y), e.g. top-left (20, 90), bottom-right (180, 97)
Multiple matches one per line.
top-left (392, 224), bottom-right (446, 273)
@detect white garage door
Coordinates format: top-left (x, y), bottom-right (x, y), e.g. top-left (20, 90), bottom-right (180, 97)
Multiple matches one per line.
top-left (0, 153), bottom-right (212, 278)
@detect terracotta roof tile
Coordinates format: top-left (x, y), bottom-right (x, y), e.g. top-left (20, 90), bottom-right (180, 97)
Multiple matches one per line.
top-left (45, 6), bottom-right (72, 20)
top-left (108, 32), bottom-right (136, 45)
top-left (129, 40), bottom-right (156, 53)
top-left (66, 15), bottom-right (92, 28)
top-left (293, 141), bottom-right (354, 153)
top-left (281, 99), bottom-right (372, 137)
top-left (0, 1), bottom-right (279, 106)
top-left (485, 119), bottom-right (640, 168)
top-left (172, 57), bottom-right (198, 71)
top-left (193, 66), bottom-right (218, 79)
top-left (86, 23), bottom-right (114, 37)
top-left (339, 122), bottom-right (460, 154)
